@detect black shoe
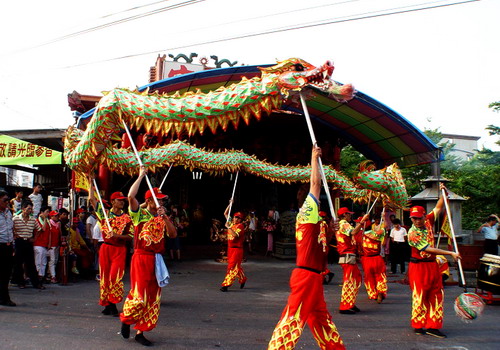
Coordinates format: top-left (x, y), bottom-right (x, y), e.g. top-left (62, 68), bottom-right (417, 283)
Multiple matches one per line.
top-left (102, 305), bottom-right (111, 315)
top-left (121, 323), bottom-right (130, 339)
top-left (414, 328), bottom-right (425, 335)
top-left (339, 309), bottom-right (356, 314)
top-left (426, 329), bottom-right (447, 338)
top-left (326, 272), bottom-right (334, 285)
top-left (0, 300), bottom-right (16, 307)
top-left (220, 286), bottom-right (228, 292)
top-left (135, 333), bottom-right (153, 346)
top-left (35, 284), bottom-right (46, 290)
top-left (351, 305), bottom-right (361, 312)
top-left (109, 303), bottom-right (119, 317)
top-left (240, 282), bottom-right (246, 289)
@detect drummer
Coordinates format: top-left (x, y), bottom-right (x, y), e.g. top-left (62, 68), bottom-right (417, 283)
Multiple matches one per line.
top-left (477, 214), bottom-right (499, 255)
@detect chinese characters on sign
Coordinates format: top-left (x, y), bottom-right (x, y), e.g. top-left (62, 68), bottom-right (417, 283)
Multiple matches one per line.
top-left (0, 142), bottom-right (53, 158)
top-left (0, 134), bottom-right (61, 165)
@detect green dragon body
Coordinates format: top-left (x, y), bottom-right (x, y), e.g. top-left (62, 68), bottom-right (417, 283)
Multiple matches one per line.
top-left (64, 58), bottom-right (408, 208)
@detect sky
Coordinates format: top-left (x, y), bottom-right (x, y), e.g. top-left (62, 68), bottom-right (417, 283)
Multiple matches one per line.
top-left (0, 0), bottom-right (498, 151)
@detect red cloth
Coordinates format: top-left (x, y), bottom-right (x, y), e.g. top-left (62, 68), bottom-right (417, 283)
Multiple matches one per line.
top-left (268, 269), bottom-right (345, 350)
top-left (221, 246), bottom-right (246, 287)
top-left (221, 221), bottom-right (246, 287)
top-left (227, 222), bottom-right (245, 248)
top-left (120, 208), bottom-right (171, 331)
top-left (120, 252), bottom-right (161, 332)
top-left (268, 194), bottom-right (344, 350)
top-left (408, 261), bottom-right (443, 329)
top-left (335, 220), bottom-right (356, 255)
top-left (34, 219), bottom-right (50, 247)
top-left (48, 221), bottom-right (61, 248)
top-left (99, 244), bottom-right (127, 306)
top-left (339, 263), bottom-right (362, 310)
top-left (407, 211), bottom-right (444, 329)
top-left (97, 205), bottom-right (134, 247)
top-left (361, 255), bottom-right (387, 300)
top-left (409, 211), bottom-right (437, 261)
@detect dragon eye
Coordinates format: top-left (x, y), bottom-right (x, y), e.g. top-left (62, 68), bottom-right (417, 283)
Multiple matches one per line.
top-left (294, 64), bottom-right (305, 71)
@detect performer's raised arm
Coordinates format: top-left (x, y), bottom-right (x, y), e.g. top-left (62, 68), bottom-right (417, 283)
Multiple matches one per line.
top-left (88, 175), bottom-right (97, 210)
top-left (128, 166), bottom-right (147, 212)
top-left (310, 145), bottom-right (322, 199)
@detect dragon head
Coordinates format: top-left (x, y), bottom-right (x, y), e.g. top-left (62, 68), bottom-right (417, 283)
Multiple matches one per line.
top-left (259, 58), bottom-right (355, 102)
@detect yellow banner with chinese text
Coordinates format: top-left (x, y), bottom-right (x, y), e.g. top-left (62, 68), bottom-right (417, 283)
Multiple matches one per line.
top-left (0, 134), bottom-right (61, 165)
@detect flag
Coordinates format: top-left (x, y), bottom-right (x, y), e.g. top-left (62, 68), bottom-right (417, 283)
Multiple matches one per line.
top-left (440, 214), bottom-right (453, 250)
top-left (73, 171), bottom-right (90, 192)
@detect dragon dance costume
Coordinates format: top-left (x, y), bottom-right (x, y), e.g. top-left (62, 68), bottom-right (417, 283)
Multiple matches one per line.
top-left (120, 208), bottom-right (170, 332)
top-left (221, 219), bottom-right (247, 288)
top-left (407, 210), bottom-right (444, 330)
top-left (336, 220), bottom-right (362, 311)
top-left (268, 194), bottom-right (345, 350)
top-left (361, 226), bottom-right (387, 301)
top-left (96, 204), bottom-right (134, 307)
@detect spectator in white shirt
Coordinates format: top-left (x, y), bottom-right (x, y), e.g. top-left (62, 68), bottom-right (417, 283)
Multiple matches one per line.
top-left (28, 183), bottom-right (43, 217)
top-left (389, 218), bottom-right (408, 274)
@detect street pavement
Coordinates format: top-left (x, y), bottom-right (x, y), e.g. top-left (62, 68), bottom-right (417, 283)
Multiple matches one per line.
top-left (1, 254), bottom-right (499, 350)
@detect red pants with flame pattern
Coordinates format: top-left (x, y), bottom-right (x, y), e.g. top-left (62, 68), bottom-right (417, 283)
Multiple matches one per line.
top-left (339, 263), bottom-right (362, 311)
top-left (361, 255), bottom-right (387, 300)
top-left (221, 247), bottom-right (246, 287)
top-left (268, 268), bottom-right (345, 350)
top-left (408, 261), bottom-right (443, 329)
top-left (99, 244), bottom-right (127, 306)
top-left (120, 252), bottom-right (162, 332)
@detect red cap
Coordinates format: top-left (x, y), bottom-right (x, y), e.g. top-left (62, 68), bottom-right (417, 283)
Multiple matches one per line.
top-left (110, 191), bottom-right (127, 201)
top-left (319, 211), bottom-right (327, 217)
top-left (233, 212), bottom-right (244, 219)
top-left (145, 187), bottom-right (168, 200)
top-left (72, 217), bottom-right (80, 224)
top-left (49, 210), bottom-right (59, 217)
top-left (410, 206), bottom-right (426, 218)
top-left (338, 207), bottom-right (354, 216)
top-left (76, 208), bottom-right (85, 214)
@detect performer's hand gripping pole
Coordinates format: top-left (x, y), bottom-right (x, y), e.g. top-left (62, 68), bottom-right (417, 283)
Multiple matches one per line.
top-left (300, 93), bottom-right (337, 220)
top-left (121, 120), bottom-right (161, 209)
top-left (226, 171), bottom-right (239, 224)
top-left (441, 188), bottom-right (467, 291)
top-left (92, 179), bottom-right (113, 234)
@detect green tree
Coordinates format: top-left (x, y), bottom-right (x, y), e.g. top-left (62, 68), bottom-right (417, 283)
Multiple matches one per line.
top-left (444, 148), bottom-right (500, 229)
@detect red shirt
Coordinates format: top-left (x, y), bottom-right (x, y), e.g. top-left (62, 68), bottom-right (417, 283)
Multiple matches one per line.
top-left (336, 219), bottom-right (357, 255)
top-left (48, 220), bottom-right (61, 248)
top-left (408, 210), bottom-right (437, 260)
top-left (295, 194), bottom-right (327, 272)
top-left (34, 218), bottom-right (50, 247)
top-left (362, 228), bottom-right (385, 256)
top-left (129, 208), bottom-right (168, 254)
top-left (227, 221), bottom-right (245, 248)
top-left (97, 204), bottom-right (134, 246)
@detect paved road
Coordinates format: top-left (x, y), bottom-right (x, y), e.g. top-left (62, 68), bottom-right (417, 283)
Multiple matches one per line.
top-left (1, 256), bottom-right (498, 350)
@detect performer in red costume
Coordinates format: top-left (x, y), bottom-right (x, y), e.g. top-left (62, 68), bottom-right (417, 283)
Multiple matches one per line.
top-left (361, 217), bottom-right (387, 303)
top-left (268, 145), bottom-right (345, 350)
top-left (220, 200), bottom-right (247, 292)
top-left (407, 183), bottom-right (460, 338)
top-left (120, 167), bottom-right (177, 346)
top-left (336, 208), bottom-right (368, 314)
top-left (89, 184), bottom-right (133, 316)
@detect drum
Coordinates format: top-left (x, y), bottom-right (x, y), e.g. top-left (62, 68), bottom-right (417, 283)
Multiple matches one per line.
top-left (477, 254), bottom-right (500, 294)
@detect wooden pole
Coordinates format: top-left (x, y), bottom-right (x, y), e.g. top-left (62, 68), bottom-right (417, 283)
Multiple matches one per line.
top-left (299, 93), bottom-right (337, 220)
